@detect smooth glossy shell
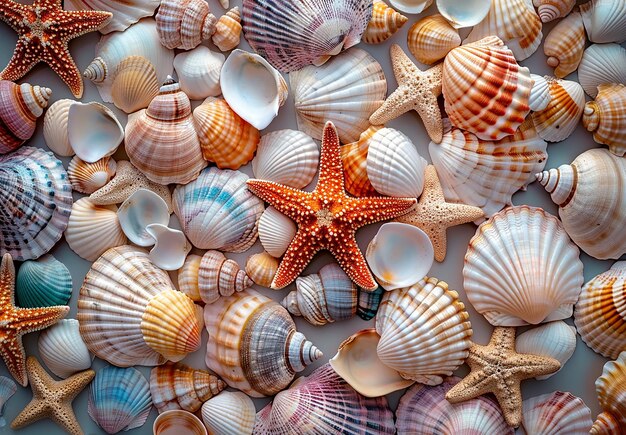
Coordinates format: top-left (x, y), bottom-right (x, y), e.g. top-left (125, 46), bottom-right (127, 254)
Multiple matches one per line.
top-left (532, 77), bottom-right (585, 143)
top-left (582, 83), bottom-right (626, 157)
top-left (580, 0), bottom-right (626, 44)
top-left (544, 11), bottom-right (585, 78)
top-left (67, 156), bottom-right (116, 194)
top-left (67, 102), bottom-right (123, 163)
top-left (578, 43), bottom-right (626, 98)
top-left (515, 321), bottom-right (577, 379)
top-left (110, 55), bottom-right (160, 114)
top-left (173, 46), bottom-right (224, 100)
top-left (363, 0), bottom-right (407, 45)
top-left (16, 255), bottom-right (72, 308)
top-left (521, 391), bottom-right (593, 435)
top-left (117, 189), bottom-right (170, 247)
top-left (389, 0), bottom-right (432, 14)
top-left (257, 206), bottom-right (297, 258)
top-left (145, 224), bottom-right (191, 271)
top-left (594, 352), bottom-right (626, 431)
top-left (407, 14), bottom-right (461, 65)
top-left (66, 0), bottom-right (160, 33)
top-left (201, 391), bottom-right (255, 435)
top-left (42, 99), bottom-right (74, 157)
top-left (38, 319), bottom-right (92, 379)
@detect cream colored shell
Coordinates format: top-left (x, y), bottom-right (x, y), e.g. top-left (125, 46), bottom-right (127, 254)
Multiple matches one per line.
top-left (582, 83), bottom-right (626, 157)
top-left (407, 14), bottom-right (460, 65)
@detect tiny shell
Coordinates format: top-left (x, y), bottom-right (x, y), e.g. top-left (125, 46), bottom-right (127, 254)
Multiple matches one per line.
top-left (521, 391), bottom-right (593, 435)
top-left (110, 55), bottom-right (160, 114)
top-left (516, 321), bottom-right (577, 379)
top-left (0, 376), bottom-right (16, 427)
top-left (593, 351), bottom-right (626, 433)
top-left (407, 14), bottom-right (461, 65)
top-left (582, 83), bottom-right (626, 156)
top-left (544, 11), bottom-right (585, 78)
top-left (211, 7), bottom-right (242, 51)
top-left (155, 0), bottom-right (217, 50)
top-left (580, 0), bottom-right (626, 44)
top-left (117, 189), bottom-right (170, 247)
top-left (245, 252), bottom-right (278, 288)
top-left (578, 43), bottom-right (626, 98)
top-left (340, 126), bottom-right (381, 198)
top-left (257, 206), bottom-right (297, 258)
top-left (38, 319), bottom-right (92, 379)
top-left (16, 255), bottom-right (72, 308)
top-left (363, 0), bottom-right (408, 45)
top-left (533, 0), bottom-right (575, 22)
top-left (201, 391), bottom-right (255, 435)
top-left (67, 156), bottom-right (116, 195)
top-left (146, 224), bottom-right (191, 271)
top-left (67, 102), bottom-right (124, 163)
top-left (66, 0), bottom-right (160, 33)
top-left (532, 77), bottom-right (585, 142)
top-left (42, 99), bottom-right (74, 157)
top-left (173, 46), bottom-right (224, 100)
top-left (153, 410), bottom-right (207, 435)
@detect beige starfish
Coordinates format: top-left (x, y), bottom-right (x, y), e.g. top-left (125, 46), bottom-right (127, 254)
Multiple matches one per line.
top-left (369, 44), bottom-right (444, 143)
top-left (396, 165), bottom-right (484, 262)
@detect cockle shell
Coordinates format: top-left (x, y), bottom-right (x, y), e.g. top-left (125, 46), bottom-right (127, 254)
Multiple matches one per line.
top-left (173, 46), bottom-right (224, 100)
top-left (442, 36), bottom-right (532, 141)
top-left (212, 7), bottom-right (241, 51)
top-left (154, 410), bottom-right (207, 435)
top-left (117, 189), bottom-right (170, 247)
top-left (0, 147), bottom-right (72, 261)
top-left (376, 277), bottom-right (473, 384)
top-left (407, 14), bottom-right (461, 65)
top-left (575, 262), bottom-right (626, 359)
top-left (529, 73), bottom-right (552, 111)
top-left (0, 81), bottom-right (51, 154)
top-left (532, 77), bottom-right (585, 142)
top-left (580, 0), bottom-right (626, 44)
top-left (110, 55), bottom-right (160, 114)
top-left (516, 321), bottom-right (577, 379)
top-left (254, 363), bottom-right (395, 434)
top-left (38, 319), bottom-right (92, 379)
top-left (363, 0), bottom-right (407, 45)
top-left (204, 289), bottom-right (322, 397)
top-left (578, 43), bottom-right (626, 98)
top-left (593, 351), bottom-right (626, 433)
top-left (145, 224), bottom-right (191, 271)
top-left (533, 0), bottom-right (575, 22)
top-left (257, 206), bottom-right (297, 258)
top-left (389, 0), bottom-right (433, 14)
top-left (66, 0), bottom-right (160, 33)
top-left (42, 99), bottom-right (74, 157)
top-left (464, 206), bottom-right (584, 326)
top-left (583, 83), bottom-right (626, 156)
top-left (290, 47), bottom-right (387, 143)
top-left (245, 252), bottom-right (278, 288)
top-left (192, 97), bottom-right (260, 170)
top-left (536, 148), bottom-right (626, 259)
top-left (521, 391), bottom-right (593, 435)
top-left (340, 126), bottom-right (381, 198)
top-left (67, 156), bottom-right (116, 194)
top-left (67, 102), bottom-right (124, 163)
top-left (0, 376), bottom-right (16, 427)
top-left (78, 245), bottom-right (202, 367)
top-left (155, 0), bottom-right (217, 50)
top-left (16, 255), bottom-right (72, 308)
top-left (544, 10), bottom-right (585, 78)
top-left (201, 391), bottom-right (255, 435)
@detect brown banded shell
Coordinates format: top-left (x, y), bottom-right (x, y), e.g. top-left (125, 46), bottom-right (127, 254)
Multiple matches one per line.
top-left (407, 14), bottom-right (461, 65)
top-left (363, 0), bottom-right (407, 45)
top-left (582, 83), bottom-right (626, 157)
top-left (544, 11), bottom-right (585, 78)
top-left (532, 77), bottom-right (585, 143)
top-left (245, 252), bottom-right (278, 288)
top-left (110, 55), bottom-right (160, 114)
top-left (211, 7), bottom-right (241, 51)
top-left (340, 126), bottom-right (382, 197)
top-left (155, 0), bottom-right (217, 50)
top-left (533, 0), bottom-right (575, 22)
top-left (593, 351), bottom-right (626, 433)
top-left (67, 156), bottom-right (117, 194)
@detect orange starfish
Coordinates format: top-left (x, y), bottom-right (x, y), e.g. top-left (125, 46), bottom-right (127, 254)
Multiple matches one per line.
top-left (0, 0), bottom-right (111, 97)
top-left (0, 254), bottom-right (69, 386)
top-left (247, 121), bottom-right (416, 290)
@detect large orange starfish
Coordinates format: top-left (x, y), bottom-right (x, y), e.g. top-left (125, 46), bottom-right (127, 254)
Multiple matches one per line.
top-left (0, 254), bottom-right (69, 386)
top-left (0, 0), bottom-right (111, 97)
top-left (247, 122), bottom-right (416, 290)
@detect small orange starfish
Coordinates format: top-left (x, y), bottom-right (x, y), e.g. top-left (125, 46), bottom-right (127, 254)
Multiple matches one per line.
top-left (247, 121), bottom-right (416, 290)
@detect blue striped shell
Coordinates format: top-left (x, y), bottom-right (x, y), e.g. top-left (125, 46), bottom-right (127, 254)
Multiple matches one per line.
top-left (15, 255), bottom-right (72, 308)
top-left (0, 376), bottom-right (16, 427)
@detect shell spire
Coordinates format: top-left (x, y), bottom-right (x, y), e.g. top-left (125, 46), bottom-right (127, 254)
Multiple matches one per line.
top-left (535, 165), bottom-right (575, 207)
top-left (287, 332), bottom-right (323, 372)
top-left (83, 57), bottom-right (107, 83)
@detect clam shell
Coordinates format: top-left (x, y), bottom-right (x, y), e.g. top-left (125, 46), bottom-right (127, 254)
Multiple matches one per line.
top-left (544, 11), bottom-right (585, 78)
top-left (407, 14), bottom-right (461, 65)
top-left (245, 252), bottom-right (278, 288)
top-left (580, 0), bottom-right (626, 44)
top-left (340, 126), bottom-right (381, 197)
top-left (153, 410), bottom-right (207, 435)
top-left (515, 321), bottom-right (577, 379)
top-left (363, 0), bottom-right (407, 44)
top-left (173, 46), bottom-right (224, 100)
top-left (0, 376), bottom-right (16, 427)
top-left (155, 0), bottom-right (217, 50)
top-left (67, 102), bottom-right (124, 163)
top-left (146, 224), bottom-right (191, 271)
top-left (529, 73), bottom-right (552, 111)
top-left (582, 83), bottom-right (626, 156)
top-left (16, 255), bottom-right (72, 308)
top-left (521, 391), bottom-right (593, 435)
top-left (110, 55), bottom-right (160, 114)
top-left (38, 319), bottom-right (92, 379)
top-left (211, 7), bottom-right (242, 51)
top-left (42, 99), bottom-right (74, 157)
top-left (578, 43), bottom-right (626, 98)
top-left (532, 77), bottom-right (585, 142)
top-left (66, 0), bottom-right (159, 33)
top-left (201, 391), bottom-right (255, 435)
top-left (389, 0), bottom-right (433, 14)
top-left (257, 206), bottom-right (296, 258)
top-left (67, 156), bottom-right (116, 194)
top-left (117, 188), bottom-right (170, 247)
top-left (594, 351), bottom-right (626, 431)
top-left (533, 0), bottom-right (575, 22)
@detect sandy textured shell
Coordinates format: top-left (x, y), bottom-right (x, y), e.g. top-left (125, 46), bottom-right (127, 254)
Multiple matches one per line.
top-left (67, 156), bottom-right (116, 194)
top-left (536, 148), bottom-right (626, 259)
top-left (117, 189), bottom-right (170, 247)
top-left (174, 46), bottom-right (224, 100)
top-left (42, 99), bottom-right (74, 157)
top-left (464, 205), bottom-right (584, 326)
top-left (193, 97), bottom-right (259, 170)
top-left (594, 351), bottom-right (626, 431)
top-left (430, 118), bottom-right (547, 218)
top-left (211, 7), bottom-right (241, 51)
top-left (78, 245), bottom-right (201, 366)
top-left (145, 224), bottom-right (191, 271)
top-left (363, 0), bottom-right (407, 44)
top-left (153, 410), bottom-right (207, 435)
top-left (291, 48), bottom-right (387, 143)
top-left (340, 126), bottom-right (381, 197)
top-left (0, 147), bottom-right (72, 261)
top-left (443, 37), bottom-right (532, 141)
top-left (532, 77), bottom-right (585, 142)
top-left (389, 0), bottom-right (433, 14)
top-left (578, 43), bottom-right (626, 98)
top-left (67, 102), bottom-right (124, 163)
top-left (201, 391), bottom-right (255, 435)
top-left (16, 255), bottom-right (72, 308)
top-left (407, 14), bottom-right (461, 65)
top-left (521, 391), bottom-right (593, 435)
top-left (257, 206), bottom-right (296, 257)
top-left (0, 376), bottom-right (16, 426)
top-left (110, 55), bottom-right (160, 114)
top-left (516, 321), bottom-right (577, 379)
top-left (204, 289), bottom-right (322, 397)
top-left (533, 0), bottom-right (575, 22)
top-left (66, 0), bottom-right (159, 33)
top-left (38, 319), bottom-right (92, 379)
top-left (583, 83), bottom-right (626, 156)
top-left (376, 277), bottom-right (472, 384)
top-left (544, 11), bottom-right (585, 78)
top-left (529, 73), bottom-right (552, 111)
top-left (580, 0), bottom-right (626, 43)
top-left (245, 252), bottom-right (278, 288)
top-left (254, 363), bottom-right (395, 434)
top-left (155, 0), bottom-right (217, 50)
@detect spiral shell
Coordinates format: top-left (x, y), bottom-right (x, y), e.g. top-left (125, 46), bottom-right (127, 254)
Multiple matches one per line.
top-left (583, 83), bottom-right (626, 157)
top-left (65, 0), bottom-right (160, 34)
top-left (211, 7), bottom-right (241, 51)
top-left (38, 319), bottom-right (92, 379)
top-left (593, 351), bottom-right (626, 433)
top-left (363, 0), bottom-right (407, 45)
top-left (245, 252), bottom-right (278, 288)
top-left (67, 156), bottom-right (116, 194)
top-left (521, 391), bottom-right (593, 434)
top-left (155, 0), bottom-right (217, 50)
top-left (340, 126), bottom-right (381, 197)
top-left (533, 0), bottom-right (575, 22)
top-left (407, 14), bottom-right (461, 65)
top-left (515, 321), bottom-right (577, 379)
top-left (42, 99), bottom-right (74, 157)
top-left (173, 46), bottom-right (224, 100)
top-left (257, 206), bottom-right (297, 258)
top-left (201, 392), bottom-right (255, 435)
top-left (15, 255), bottom-right (72, 308)
top-left (544, 11), bottom-right (585, 78)
top-left (580, 0), bottom-right (626, 44)
top-left (578, 43), bottom-right (626, 98)
top-left (532, 77), bottom-right (585, 142)
top-left (110, 55), bottom-right (160, 114)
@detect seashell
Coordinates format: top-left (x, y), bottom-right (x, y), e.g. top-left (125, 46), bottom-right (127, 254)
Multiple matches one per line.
top-left (177, 255), bottom-right (202, 302)
top-left (363, 0), bottom-right (408, 45)
top-left (593, 351), bottom-right (626, 433)
top-left (212, 7), bottom-right (242, 51)
top-left (532, 77), bottom-right (585, 142)
top-left (201, 391), bottom-right (255, 435)
top-left (533, 0), bottom-right (575, 22)
top-left (536, 148), bottom-right (626, 259)
top-left (42, 99), bottom-right (74, 157)
top-left (156, 0), bottom-right (217, 50)
top-left (580, 0), bottom-right (626, 44)
top-left (242, 0), bottom-right (372, 72)
top-left (0, 80), bottom-right (51, 154)
top-left (66, 0), bottom-right (160, 33)
top-left (251, 129), bottom-right (319, 189)
top-left (464, 205), bottom-right (584, 326)
top-left (574, 262), bottom-right (626, 359)
top-left (37, 319), bottom-right (92, 379)
top-left (65, 198), bottom-right (127, 262)
top-left (173, 166), bottom-right (264, 252)
top-left (407, 14), bottom-right (461, 65)
top-left (125, 78), bottom-right (207, 185)
top-left (117, 189), bottom-right (170, 247)
top-left (110, 55), bottom-right (160, 114)
top-left (192, 97), bottom-right (260, 170)
top-left (388, 0), bottom-right (433, 14)
top-left (67, 102), bottom-right (124, 163)
top-left (437, 0), bottom-right (492, 28)
top-left (395, 376), bottom-right (513, 434)
top-left (257, 206), bottom-right (296, 258)
top-left (515, 321), bottom-right (577, 379)
top-left (146, 224), bottom-right (191, 271)
top-left (245, 252), bottom-right (279, 288)
top-left (173, 46), bottom-right (224, 100)
top-left (544, 10), bottom-right (585, 78)
top-left (521, 391), bottom-right (593, 435)
top-left (87, 365), bottom-right (152, 434)
top-left (591, 412), bottom-right (622, 434)
top-left (149, 362), bottom-right (226, 413)
top-left (357, 286), bottom-right (384, 321)
top-left (578, 43), bottom-right (626, 98)
top-left (0, 147), bottom-right (72, 261)
top-left (153, 410), bottom-right (207, 435)
top-left (376, 277), bottom-right (473, 384)
top-left (15, 255), bottom-right (72, 308)
top-left (583, 83), bottom-right (626, 156)
top-left (254, 363), bottom-right (395, 434)
top-left (464, 0), bottom-right (543, 61)
top-left (529, 73), bottom-right (552, 111)
top-left (366, 223), bottom-right (434, 291)
top-left (290, 48), bottom-right (386, 144)
top-left (340, 126), bottom-right (381, 197)
top-left (78, 245), bottom-right (202, 366)
top-left (67, 156), bottom-right (116, 194)
top-left (204, 289), bottom-right (322, 397)
top-left (0, 376), bottom-right (16, 427)
top-left (429, 118), bottom-right (547, 218)
top-left (330, 329), bottom-right (415, 397)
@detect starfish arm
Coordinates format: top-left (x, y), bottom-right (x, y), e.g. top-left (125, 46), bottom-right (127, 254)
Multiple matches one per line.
top-left (442, 203), bottom-right (485, 226)
top-left (369, 85), bottom-right (417, 125)
top-left (508, 354), bottom-right (561, 378)
top-left (0, 38), bottom-right (43, 81)
top-left (36, 0), bottom-right (63, 8)
top-left (343, 196), bottom-right (416, 228)
top-left (58, 369), bottom-right (95, 401)
top-left (490, 327), bottom-right (517, 349)
top-left (445, 369), bottom-right (493, 403)
top-left (0, 0), bottom-right (29, 32)
top-left (316, 122), bottom-right (345, 197)
top-left (14, 305), bottom-right (69, 333)
top-left (415, 89), bottom-right (444, 143)
top-left (51, 403), bottom-right (84, 435)
top-left (41, 44), bottom-right (83, 97)
top-left (247, 179), bottom-right (313, 222)
top-left (492, 385), bottom-right (524, 427)
top-left (11, 400), bottom-right (47, 429)
top-left (0, 335), bottom-right (27, 386)
top-left (328, 235), bottom-right (377, 290)
top-left (52, 10), bottom-right (112, 39)
top-left (0, 254), bottom-right (15, 307)
top-left (271, 230), bottom-right (322, 289)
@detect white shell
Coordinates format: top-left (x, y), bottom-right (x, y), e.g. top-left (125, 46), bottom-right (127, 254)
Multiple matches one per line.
top-left (521, 391), bottom-right (593, 435)
top-left (146, 224), bottom-right (191, 271)
top-left (66, 0), bottom-right (160, 34)
top-left (529, 73), bottom-right (552, 111)
top-left (532, 77), bottom-right (585, 143)
top-left (389, 0), bottom-right (433, 14)
top-left (580, 0), bottom-right (626, 44)
top-left (117, 189), bottom-right (170, 247)
top-left (42, 99), bottom-right (74, 157)
top-left (173, 46), bottom-right (225, 100)
top-left (67, 102), bottom-right (124, 163)
top-left (578, 43), bottom-right (626, 98)
top-left (67, 156), bottom-right (117, 195)
top-left (201, 392), bottom-right (255, 435)
top-left (257, 206), bottom-right (297, 258)
top-left (516, 321), bottom-right (577, 380)
top-left (38, 319), bottom-right (93, 379)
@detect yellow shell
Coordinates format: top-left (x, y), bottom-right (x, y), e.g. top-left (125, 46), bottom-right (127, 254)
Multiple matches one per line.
top-left (110, 55), bottom-right (160, 114)
top-left (340, 125), bottom-right (382, 197)
top-left (362, 0), bottom-right (407, 45)
top-left (544, 11), bottom-right (585, 78)
top-left (212, 7), bottom-right (242, 51)
top-left (67, 156), bottom-right (117, 194)
top-left (594, 351), bottom-right (626, 432)
top-left (407, 14), bottom-right (460, 65)
top-left (532, 77), bottom-right (585, 143)
top-left (533, 0), bottom-right (575, 22)
top-left (245, 252), bottom-right (279, 288)
top-left (583, 83), bottom-right (626, 157)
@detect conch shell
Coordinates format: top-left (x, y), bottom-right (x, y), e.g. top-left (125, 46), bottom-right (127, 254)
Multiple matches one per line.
top-left (582, 83), bottom-right (626, 157)
top-left (155, 0), bottom-right (217, 50)
top-left (533, 0), bottom-right (575, 22)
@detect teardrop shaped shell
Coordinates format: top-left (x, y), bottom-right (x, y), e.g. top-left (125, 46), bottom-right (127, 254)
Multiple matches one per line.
top-left (583, 83), bottom-right (626, 156)
top-left (110, 55), bottom-right (160, 114)
top-left (407, 14), bottom-right (461, 65)
top-left (66, 0), bottom-right (160, 33)
top-left (340, 126), bottom-right (381, 197)
top-left (16, 255), bottom-right (72, 308)
top-left (67, 156), bottom-right (116, 194)
top-left (580, 0), bottom-right (626, 44)
top-left (155, 0), bottom-right (217, 50)
top-left (257, 206), bottom-right (297, 258)
top-left (201, 391), bottom-right (255, 435)
top-left (544, 11), bottom-right (586, 78)
top-left (578, 43), bottom-right (626, 98)
top-left (515, 321), bottom-right (577, 379)
top-left (521, 391), bottom-right (593, 435)
top-left (533, 0), bottom-right (575, 22)
top-left (245, 252), bottom-right (278, 288)
top-left (594, 351), bottom-right (626, 431)
top-left (531, 77), bottom-right (585, 142)
top-left (42, 99), bottom-right (74, 157)
top-left (173, 46), bottom-right (224, 100)
top-left (211, 7), bottom-right (242, 51)
top-left (363, 0), bottom-right (408, 45)
top-left (38, 319), bottom-right (92, 379)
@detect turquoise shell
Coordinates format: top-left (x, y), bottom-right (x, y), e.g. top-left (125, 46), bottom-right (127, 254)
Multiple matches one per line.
top-left (15, 255), bottom-right (72, 308)
top-left (357, 286), bottom-right (384, 321)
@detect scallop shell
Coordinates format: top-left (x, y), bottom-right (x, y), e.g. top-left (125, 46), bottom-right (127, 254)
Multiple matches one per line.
top-left (67, 156), bottom-right (116, 194)
top-left (515, 321), bottom-right (577, 379)
top-left (376, 277), bottom-right (473, 384)
top-left (153, 410), bottom-right (207, 435)
top-left (290, 47), bottom-right (387, 143)
top-left (590, 412), bottom-right (622, 435)
top-left (201, 391), bottom-right (255, 435)
top-left (0, 376), bottom-right (16, 427)
top-left (15, 255), bottom-right (72, 308)
top-left (583, 83), bottom-right (626, 156)
top-left (578, 43), bottom-right (626, 98)
top-left (245, 252), bottom-right (278, 288)
top-left (536, 148), bottom-right (626, 259)
top-left (520, 391), bottom-right (592, 435)
top-left (388, 0), bottom-right (433, 14)
top-left (155, 0), bottom-right (217, 50)
top-left (532, 77), bottom-right (585, 142)
top-left (580, 0), bottom-right (626, 44)
top-left (110, 55), bottom-right (160, 114)
top-left (117, 188), bottom-right (170, 247)
top-left (544, 11), bottom-right (585, 78)
top-left (67, 102), bottom-right (124, 163)
top-left (363, 0), bottom-right (407, 45)
top-left (442, 36), bottom-right (532, 141)
top-left (533, 0), bottom-right (575, 22)
top-left (257, 206), bottom-right (297, 258)
top-left (407, 14), bottom-right (461, 65)
top-left (78, 245), bottom-right (202, 366)
top-left (593, 351), bottom-right (626, 433)
top-left (173, 46), bottom-right (224, 100)
top-left (42, 99), bottom-right (74, 157)
top-left (37, 319), bottom-right (92, 379)
top-left (204, 289), bottom-right (322, 397)
top-left (145, 224), bottom-right (191, 271)
top-left (173, 167), bottom-right (264, 252)
top-left (212, 7), bottom-right (242, 51)
top-left (66, 0), bottom-right (160, 33)
top-left (529, 73), bottom-right (552, 111)
top-left (340, 126), bottom-right (381, 197)
top-left (88, 366), bottom-right (152, 434)
top-left (0, 147), bottom-right (72, 261)
top-left (464, 205), bottom-right (584, 326)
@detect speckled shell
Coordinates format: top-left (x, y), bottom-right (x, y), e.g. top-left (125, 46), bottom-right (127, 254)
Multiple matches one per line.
top-left (533, 0), bottom-right (575, 22)
top-left (407, 14), bottom-right (461, 65)
top-left (204, 289), bottom-right (322, 397)
top-left (376, 277), bottom-right (473, 384)
top-left (212, 7), bottom-right (242, 51)
top-left (257, 206), bottom-right (297, 258)
top-left (363, 0), bottom-right (407, 44)
top-left (578, 43), bottom-right (626, 98)
top-left (544, 11), bottom-right (585, 78)
top-left (37, 319), bottom-right (92, 379)
top-left (583, 83), bottom-right (626, 156)
top-left (110, 55), bottom-right (160, 114)
top-left (66, 0), bottom-right (160, 33)
top-left (42, 99), bottom-right (74, 157)
top-left (245, 252), bottom-right (278, 288)
top-left (593, 351), bottom-right (626, 433)
top-left (0, 147), bottom-right (72, 261)
top-left (254, 363), bottom-right (395, 434)
top-left (532, 77), bottom-right (585, 142)
top-left (78, 246), bottom-right (202, 367)
top-left (173, 47), bottom-right (224, 100)
top-left (442, 37), bottom-right (532, 141)
top-left (515, 321), bottom-right (577, 379)
top-left (341, 126), bottom-right (382, 197)
top-left (16, 255), bottom-right (72, 308)
top-left (67, 156), bottom-right (116, 194)
top-left (155, 0), bottom-right (217, 50)
top-left (201, 391), bottom-right (255, 435)
top-left (580, 0), bottom-right (626, 44)
top-left (464, 206), bottom-right (584, 326)
top-left (521, 391), bottom-right (593, 435)
top-left (0, 376), bottom-right (16, 426)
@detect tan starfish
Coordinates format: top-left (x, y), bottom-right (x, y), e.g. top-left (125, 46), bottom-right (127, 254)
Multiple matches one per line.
top-left (445, 327), bottom-right (561, 427)
top-left (11, 357), bottom-right (95, 435)
top-left (369, 44), bottom-right (444, 143)
top-left (396, 165), bottom-right (484, 262)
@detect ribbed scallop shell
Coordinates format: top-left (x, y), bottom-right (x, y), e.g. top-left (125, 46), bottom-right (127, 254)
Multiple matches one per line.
top-left (204, 289), bottom-right (322, 397)
top-left (38, 319), bottom-right (92, 379)
top-left (591, 412), bottom-right (622, 435)
top-left (376, 277), bottom-right (473, 384)
top-left (67, 156), bottom-right (116, 194)
top-left (212, 7), bottom-right (242, 51)
top-left (245, 252), bottom-right (278, 288)
top-left (515, 321), bottom-right (577, 379)
top-left (201, 391), bottom-right (255, 435)
top-left (544, 11), bottom-right (585, 78)
top-left (173, 46), bottom-right (224, 100)
top-left (594, 351), bottom-right (626, 432)
top-left (442, 36), bottom-right (532, 141)
top-left (583, 83), bottom-right (626, 156)
top-left (78, 245), bottom-right (202, 367)
top-left (521, 391), bottom-right (593, 435)
top-left (0, 376), bottom-right (16, 427)
top-left (580, 0), bottom-right (626, 44)
top-left (530, 73), bottom-right (552, 111)
top-left (42, 99), bottom-right (74, 157)
top-left (532, 77), bottom-right (585, 142)
top-left (156, 0), bottom-right (217, 50)
top-left (257, 206), bottom-right (296, 258)
top-left (15, 255), bottom-right (72, 308)
top-left (578, 43), bottom-right (626, 98)
top-left (407, 14), bottom-right (461, 65)
top-left (363, 0), bottom-right (407, 45)
top-left (0, 147), bottom-right (72, 261)
top-left (66, 0), bottom-right (160, 33)
top-left (341, 126), bottom-right (381, 198)
top-left (110, 55), bottom-right (160, 114)
top-left (290, 48), bottom-right (387, 143)
top-left (533, 0), bottom-right (575, 22)
top-left (464, 205), bottom-right (584, 326)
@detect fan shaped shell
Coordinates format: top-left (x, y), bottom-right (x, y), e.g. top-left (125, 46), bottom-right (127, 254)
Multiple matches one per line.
top-left (515, 321), bottom-right (577, 379)
top-left (0, 376), bottom-right (16, 427)
top-left (407, 14), bottom-right (461, 65)
top-left (257, 206), bottom-right (296, 258)
top-left (201, 391), bottom-right (255, 435)
top-left (532, 77), bottom-right (585, 143)
top-left (521, 391), bottom-right (593, 435)
top-left (580, 0), bottom-right (626, 44)
top-left (38, 319), bottom-right (92, 379)
top-left (173, 46), bottom-right (224, 100)
top-left (529, 73), bottom-right (552, 111)
top-left (66, 0), bottom-right (159, 33)
top-left (583, 83), bottom-right (626, 157)
top-left (594, 351), bottom-right (626, 432)
top-left (110, 55), bottom-right (160, 114)
top-left (15, 255), bottom-right (72, 308)
top-left (578, 43), bottom-right (626, 98)
top-left (42, 99), bottom-right (74, 157)
top-left (67, 156), bottom-right (116, 195)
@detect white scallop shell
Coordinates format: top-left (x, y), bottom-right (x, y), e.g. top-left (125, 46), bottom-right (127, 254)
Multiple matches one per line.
top-left (38, 319), bottom-right (93, 379)
top-left (578, 43), bottom-right (626, 98)
top-left (257, 206), bottom-right (297, 258)
top-left (174, 46), bottom-right (225, 101)
top-left (521, 391), bottom-right (593, 435)
top-left (146, 224), bottom-right (191, 271)
top-left (67, 156), bottom-right (117, 195)
top-left (201, 392), bottom-right (255, 435)
top-left (43, 99), bottom-right (74, 157)
top-left (117, 189), bottom-right (170, 247)
top-left (531, 77), bottom-right (585, 143)
top-left (529, 73), bottom-right (552, 111)
top-left (67, 102), bottom-right (124, 163)
top-left (580, 0), bottom-right (626, 44)
top-left (66, 0), bottom-right (160, 34)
